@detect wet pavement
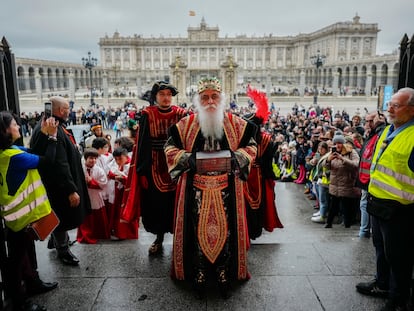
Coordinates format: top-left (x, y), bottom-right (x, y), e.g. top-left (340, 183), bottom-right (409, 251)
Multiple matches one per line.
top-left (29, 182), bottom-right (385, 311)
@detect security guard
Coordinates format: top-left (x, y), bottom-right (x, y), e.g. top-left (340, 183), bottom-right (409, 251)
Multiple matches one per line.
top-left (0, 111), bottom-right (59, 311)
top-left (0, 149), bottom-right (51, 231)
top-left (356, 87), bottom-right (414, 311)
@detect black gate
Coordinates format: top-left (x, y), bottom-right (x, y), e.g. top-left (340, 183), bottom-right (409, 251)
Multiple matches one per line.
top-left (0, 36), bottom-right (21, 309)
top-left (397, 33), bottom-right (414, 306)
top-left (398, 34), bottom-right (414, 89)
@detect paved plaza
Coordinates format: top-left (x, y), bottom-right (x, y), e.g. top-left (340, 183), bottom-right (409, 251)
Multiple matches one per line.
top-left (27, 182), bottom-right (387, 311)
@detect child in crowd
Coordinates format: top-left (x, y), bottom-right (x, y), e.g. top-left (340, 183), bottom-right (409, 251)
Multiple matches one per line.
top-left (77, 148), bottom-right (109, 244)
top-left (92, 137), bottom-right (114, 217)
top-left (280, 151), bottom-right (297, 182)
top-left (108, 147), bottom-right (138, 239)
top-left (113, 136), bottom-right (134, 157)
top-left (114, 116), bottom-right (124, 138)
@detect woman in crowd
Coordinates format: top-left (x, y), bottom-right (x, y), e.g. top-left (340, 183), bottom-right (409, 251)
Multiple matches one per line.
top-left (0, 111), bottom-right (58, 311)
top-left (310, 141), bottom-right (331, 223)
top-left (324, 132), bottom-right (360, 228)
top-left (280, 151), bottom-right (297, 182)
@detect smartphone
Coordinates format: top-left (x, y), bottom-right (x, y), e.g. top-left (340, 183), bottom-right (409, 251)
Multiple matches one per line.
top-left (331, 146), bottom-right (337, 153)
top-left (44, 102), bottom-right (52, 119)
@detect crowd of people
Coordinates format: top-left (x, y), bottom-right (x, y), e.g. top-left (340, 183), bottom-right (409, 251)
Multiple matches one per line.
top-left (1, 80), bottom-right (414, 310)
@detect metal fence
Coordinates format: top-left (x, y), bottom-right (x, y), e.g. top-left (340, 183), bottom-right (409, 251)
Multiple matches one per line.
top-left (398, 34), bottom-right (414, 89)
top-left (0, 35), bottom-right (21, 309)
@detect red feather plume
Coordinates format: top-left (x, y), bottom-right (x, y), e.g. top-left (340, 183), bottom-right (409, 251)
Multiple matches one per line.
top-left (246, 85), bottom-right (270, 124)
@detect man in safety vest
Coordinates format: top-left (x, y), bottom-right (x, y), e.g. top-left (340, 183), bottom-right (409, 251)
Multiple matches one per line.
top-left (356, 87), bottom-right (414, 311)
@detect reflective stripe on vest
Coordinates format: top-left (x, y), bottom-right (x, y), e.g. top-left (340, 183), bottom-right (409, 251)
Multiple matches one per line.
top-left (321, 167), bottom-right (330, 185)
top-left (286, 164), bottom-right (297, 179)
top-left (370, 178), bottom-right (414, 201)
top-left (2, 179), bottom-right (44, 211)
top-left (369, 125), bottom-right (414, 205)
top-left (3, 193), bottom-right (49, 221)
top-left (0, 148), bottom-right (52, 232)
top-left (358, 133), bottom-right (379, 185)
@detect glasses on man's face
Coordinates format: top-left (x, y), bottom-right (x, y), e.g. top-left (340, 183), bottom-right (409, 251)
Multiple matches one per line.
top-left (386, 101), bottom-right (408, 110)
top-left (201, 94), bottom-right (220, 102)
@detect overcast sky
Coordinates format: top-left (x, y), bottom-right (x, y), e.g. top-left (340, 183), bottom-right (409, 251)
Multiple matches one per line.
top-left (1, 0), bottom-right (413, 64)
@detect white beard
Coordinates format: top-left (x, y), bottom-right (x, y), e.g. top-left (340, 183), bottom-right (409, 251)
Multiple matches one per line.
top-left (194, 95), bottom-right (225, 140)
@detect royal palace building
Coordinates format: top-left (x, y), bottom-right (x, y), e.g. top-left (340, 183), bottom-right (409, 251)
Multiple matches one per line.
top-left (15, 15), bottom-right (399, 105)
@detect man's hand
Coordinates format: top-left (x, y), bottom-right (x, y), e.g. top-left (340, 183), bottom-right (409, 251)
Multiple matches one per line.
top-left (68, 192), bottom-right (80, 207)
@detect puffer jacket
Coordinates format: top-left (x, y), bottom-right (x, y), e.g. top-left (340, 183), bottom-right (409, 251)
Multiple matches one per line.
top-left (326, 144), bottom-right (360, 198)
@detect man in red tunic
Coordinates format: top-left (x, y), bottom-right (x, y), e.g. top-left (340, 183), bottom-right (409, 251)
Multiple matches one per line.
top-left (135, 81), bottom-right (187, 255)
top-left (165, 77), bottom-right (257, 298)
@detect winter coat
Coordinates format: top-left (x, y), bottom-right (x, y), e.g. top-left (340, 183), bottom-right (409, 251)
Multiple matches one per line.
top-left (30, 118), bottom-right (91, 231)
top-left (326, 144), bottom-right (360, 198)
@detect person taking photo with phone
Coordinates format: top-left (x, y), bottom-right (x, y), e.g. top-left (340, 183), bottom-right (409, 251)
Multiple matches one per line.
top-left (324, 131), bottom-right (360, 228)
top-left (30, 96), bottom-right (91, 266)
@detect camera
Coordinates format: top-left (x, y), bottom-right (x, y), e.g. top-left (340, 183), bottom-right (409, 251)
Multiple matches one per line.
top-left (331, 146), bottom-right (337, 153)
top-left (44, 102), bottom-right (52, 119)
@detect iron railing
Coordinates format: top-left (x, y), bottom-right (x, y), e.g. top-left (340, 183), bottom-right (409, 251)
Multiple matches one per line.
top-left (0, 35), bottom-right (21, 309)
top-left (398, 34), bottom-right (414, 89)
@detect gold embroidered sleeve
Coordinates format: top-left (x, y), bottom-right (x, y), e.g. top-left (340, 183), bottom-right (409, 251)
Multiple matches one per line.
top-left (164, 136), bottom-right (191, 181)
top-left (233, 137), bottom-right (257, 181)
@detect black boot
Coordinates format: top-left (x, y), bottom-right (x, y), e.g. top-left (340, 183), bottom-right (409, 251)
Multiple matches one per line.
top-left (57, 248), bottom-right (79, 266)
top-left (217, 269), bottom-right (230, 299)
top-left (47, 237), bottom-right (55, 249)
top-left (148, 234), bottom-right (164, 256)
top-left (14, 300), bottom-right (47, 311)
top-left (26, 278), bottom-right (58, 296)
top-left (193, 270), bottom-right (206, 300)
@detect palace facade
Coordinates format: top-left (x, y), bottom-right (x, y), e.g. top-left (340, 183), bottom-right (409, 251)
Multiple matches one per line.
top-left (15, 15), bottom-right (399, 104)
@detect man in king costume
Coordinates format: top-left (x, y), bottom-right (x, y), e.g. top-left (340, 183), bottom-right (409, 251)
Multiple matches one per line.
top-left (164, 77), bottom-right (257, 298)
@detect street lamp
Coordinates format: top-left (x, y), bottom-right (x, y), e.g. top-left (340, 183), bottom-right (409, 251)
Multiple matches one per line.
top-left (82, 51), bottom-right (97, 107)
top-left (310, 50), bottom-right (326, 104)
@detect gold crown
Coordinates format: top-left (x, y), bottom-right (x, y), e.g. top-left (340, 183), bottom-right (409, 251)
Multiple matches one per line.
top-left (197, 77), bottom-right (221, 93)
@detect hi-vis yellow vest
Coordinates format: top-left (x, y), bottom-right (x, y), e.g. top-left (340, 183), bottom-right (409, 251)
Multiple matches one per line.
top-left (0, 148), bottom-right (52, 232)
top-left (321, 166), bottom-right (330, 186)
top-left (369, 125), bottom-right (414, 205)
top-left (285, 163), bottom-right (297, 179)
top-left (313, 155), bottom-right (330, 185)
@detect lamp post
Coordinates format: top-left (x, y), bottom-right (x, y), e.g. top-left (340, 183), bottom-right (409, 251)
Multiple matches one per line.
top-left (310, 50), bottom-right (326, 105)
top-left (82, 51), bottom-right (97, 107)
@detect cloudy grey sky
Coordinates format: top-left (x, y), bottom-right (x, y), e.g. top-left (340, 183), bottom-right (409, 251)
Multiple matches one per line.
top-left (1, 0), bottom-right (413, 64)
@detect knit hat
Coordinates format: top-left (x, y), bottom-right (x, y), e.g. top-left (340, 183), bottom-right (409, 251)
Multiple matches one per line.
top-left (332, 132), bottom-right (345, 144)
